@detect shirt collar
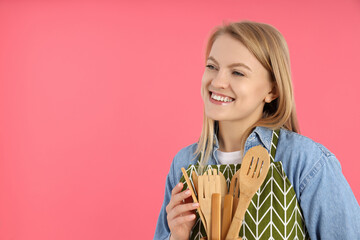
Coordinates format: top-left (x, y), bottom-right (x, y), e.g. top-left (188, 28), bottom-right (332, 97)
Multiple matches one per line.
top-left (252, 126), bottom-right (274, 152)
top-left (211, 123), bottom-right (273, 164)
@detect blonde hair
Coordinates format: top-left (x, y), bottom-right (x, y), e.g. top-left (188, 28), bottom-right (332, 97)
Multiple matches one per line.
top-left (192, 20), bottom-right (300, 173)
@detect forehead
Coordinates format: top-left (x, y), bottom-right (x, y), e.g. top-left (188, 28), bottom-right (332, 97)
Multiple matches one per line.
top-left (208, 34), bottom-right (261, 68)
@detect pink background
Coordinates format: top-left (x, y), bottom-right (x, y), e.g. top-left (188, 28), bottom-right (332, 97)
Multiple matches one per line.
top-left (0, 0), bottom-right (359, 239)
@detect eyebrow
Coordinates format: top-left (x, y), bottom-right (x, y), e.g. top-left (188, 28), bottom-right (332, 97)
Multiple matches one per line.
top-left (207, 56), bottom-right (252, 72)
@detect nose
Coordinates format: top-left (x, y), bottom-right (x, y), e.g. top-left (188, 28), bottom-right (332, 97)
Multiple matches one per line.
top-left (211, 70), bottom-right (230, 89)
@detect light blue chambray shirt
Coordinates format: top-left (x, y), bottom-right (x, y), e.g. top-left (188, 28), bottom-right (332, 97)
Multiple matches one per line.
top-left (154, 126), bottom-right (360, 240)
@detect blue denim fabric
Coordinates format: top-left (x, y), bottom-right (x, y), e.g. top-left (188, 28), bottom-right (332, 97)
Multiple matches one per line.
top-left (153, 126), bottom-right (360, 240)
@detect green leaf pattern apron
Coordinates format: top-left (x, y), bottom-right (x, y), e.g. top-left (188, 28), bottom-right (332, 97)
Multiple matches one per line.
top-left (179, 129), bottom-right (311, 239)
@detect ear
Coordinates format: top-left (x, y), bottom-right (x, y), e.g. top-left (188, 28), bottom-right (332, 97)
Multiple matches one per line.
top-left (265, 85), bottom-right (279, 103)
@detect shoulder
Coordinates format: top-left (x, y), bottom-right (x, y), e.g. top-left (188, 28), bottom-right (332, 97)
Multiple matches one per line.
top-left (278, 129), bottom-right (360, 238)
top-left (276, 128), bottom-right (341, 195)
top-left (173, 142), bottom-right (199, 164)
top-left (278, 128), bottom-right (334, 158)
top-left (168, 142), bottom-right (199, 186)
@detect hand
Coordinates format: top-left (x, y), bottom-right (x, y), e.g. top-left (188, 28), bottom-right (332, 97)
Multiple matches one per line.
top-left (166, 182), bottom-right (199, 240)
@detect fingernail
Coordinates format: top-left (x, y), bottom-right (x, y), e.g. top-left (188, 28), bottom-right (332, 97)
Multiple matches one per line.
top-left (192, 203), bottom-right (199, 208)
top-left (188, 214), bottom-right (196, 220)
top-left (177, 182), bottom-right (182, 187)
top-left (185, 189), bottom-right (191, 195)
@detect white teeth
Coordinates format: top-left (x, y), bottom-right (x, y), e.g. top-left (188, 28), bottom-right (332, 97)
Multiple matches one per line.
top-left (211, 92), bottom-right (234, 102)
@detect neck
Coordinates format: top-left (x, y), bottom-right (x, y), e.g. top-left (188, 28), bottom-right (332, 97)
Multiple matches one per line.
top-left (216, 105), bottom-right (264, 152)
top-left (217, 119), bottom-right (257, 152)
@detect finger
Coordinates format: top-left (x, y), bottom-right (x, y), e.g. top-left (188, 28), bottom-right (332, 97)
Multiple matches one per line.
top-left (174, 188), bottom-right (192, 205)
top-left (171, 182), bottom-right (183, 197)
top-left (184, 194), bottom-right (194, 204)
top-left (168, 213), bottom-right (196, 229)
top-left (167, 188), bottom-right (192, 214)
top-left (184, 196), bottom-right (197, 215)
top-left (167, 202), bottom-right (199, 221)
top-left (167, 183), bottom-right (183, 211)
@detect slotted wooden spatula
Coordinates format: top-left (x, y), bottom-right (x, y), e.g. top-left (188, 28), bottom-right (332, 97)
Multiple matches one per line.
top-left (225, 146), bottom-right (270, 240)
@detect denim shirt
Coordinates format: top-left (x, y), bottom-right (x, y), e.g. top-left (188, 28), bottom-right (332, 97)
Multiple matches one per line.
top-left (154, 126), bottom-right (360, 240)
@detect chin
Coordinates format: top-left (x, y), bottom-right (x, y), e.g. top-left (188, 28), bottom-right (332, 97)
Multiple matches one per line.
top-left (204, 111), bottom-right (228, 122)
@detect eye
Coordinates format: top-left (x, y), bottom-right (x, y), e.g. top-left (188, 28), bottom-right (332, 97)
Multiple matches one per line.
top-left (232, 71), bottom-right (244, 77)
top-left (206, 64), bottom-right (216, 70)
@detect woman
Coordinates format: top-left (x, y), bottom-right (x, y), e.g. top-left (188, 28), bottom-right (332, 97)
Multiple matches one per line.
top-left (154, 20), bottom-right (360, 240)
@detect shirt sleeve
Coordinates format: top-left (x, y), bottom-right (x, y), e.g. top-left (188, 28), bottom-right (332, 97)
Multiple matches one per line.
top-left (153, 156), bottom-right (177, 240)
top-left (299, 153), bottom-right (360, 239)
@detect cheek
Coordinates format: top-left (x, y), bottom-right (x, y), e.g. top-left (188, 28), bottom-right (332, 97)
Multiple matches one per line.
top-left (232, 82), bottom-right (266, 103)
top-left (255, 84), bottom-right (267, 96)
top-left (231, 83), bottom-right (248, 98)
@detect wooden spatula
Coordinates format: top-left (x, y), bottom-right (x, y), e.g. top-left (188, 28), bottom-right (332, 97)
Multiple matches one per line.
top-left (218, 171), bottom-right (227, 209)
top-left (199, 168), bottom-right (221, 239)
top-left (225, 146), bottom-right (270, 240)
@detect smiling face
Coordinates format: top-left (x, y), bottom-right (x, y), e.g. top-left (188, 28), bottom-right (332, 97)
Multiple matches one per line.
top-left (201, 33), bottom-right (277, 125)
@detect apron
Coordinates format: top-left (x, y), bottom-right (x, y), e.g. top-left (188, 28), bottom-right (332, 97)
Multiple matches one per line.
top-left (179, 129), bottom-right (311, 240)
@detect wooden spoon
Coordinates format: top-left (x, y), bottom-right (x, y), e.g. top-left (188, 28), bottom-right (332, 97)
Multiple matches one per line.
top-left (225, 146), bottom-right (270, 240)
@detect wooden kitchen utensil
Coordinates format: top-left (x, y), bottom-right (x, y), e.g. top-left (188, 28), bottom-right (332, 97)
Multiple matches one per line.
top-left (198, 168), bottom-right (221, 239)
top-left (181, 167), bottom-right (208, 236)
top-left (221, 193), bottom-right (233, 240)
top-left (192, 170), bottom-right (198, 195)
top-left (219, 171), bottom-right (227, 209)
top-left (225, 146), bottom-right (270, 240)
top-left (211, 193), bottom-right (221, 240)
top-left (230, 169), bottom-right (241, 219)
top-left (221, 169), bottom-right (240, 240)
